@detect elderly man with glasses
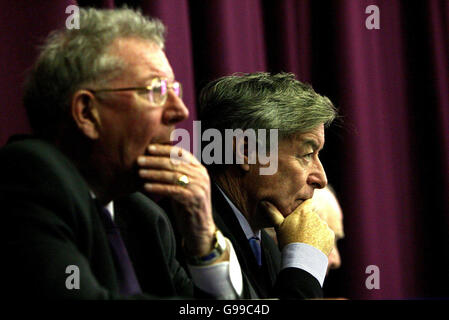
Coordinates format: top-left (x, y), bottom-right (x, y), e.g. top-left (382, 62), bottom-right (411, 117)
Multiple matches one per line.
top-left (1, 8), bottom-right (242, 300)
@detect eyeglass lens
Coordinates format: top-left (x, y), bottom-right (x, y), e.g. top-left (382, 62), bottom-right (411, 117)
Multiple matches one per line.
top-left (149, 78), bottom-right (182, 105)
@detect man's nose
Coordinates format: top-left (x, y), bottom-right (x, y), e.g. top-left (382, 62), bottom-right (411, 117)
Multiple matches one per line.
top-left (307, 158), bottom-right (328, 189)
top-left (162, 90), bottom-right (189, 125)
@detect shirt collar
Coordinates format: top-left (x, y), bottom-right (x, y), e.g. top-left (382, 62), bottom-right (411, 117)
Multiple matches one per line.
top-left (216, 184), bottom-right (261, 241)
top-left (90, 190), bottom-right (115, 220)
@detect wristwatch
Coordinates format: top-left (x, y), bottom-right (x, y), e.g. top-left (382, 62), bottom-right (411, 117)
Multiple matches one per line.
top-left (186, 229), bottom-right (227, 266)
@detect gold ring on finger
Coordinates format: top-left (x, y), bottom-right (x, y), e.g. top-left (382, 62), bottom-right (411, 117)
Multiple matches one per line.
top-left (176, 174), bottom-right (190, 187)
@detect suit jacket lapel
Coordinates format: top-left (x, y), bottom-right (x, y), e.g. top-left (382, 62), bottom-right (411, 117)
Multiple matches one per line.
top-left (114, 194), bottom-right (178, 296)
top-left (261, 230), bottom-right (281, 287)
top-left (211, 183), bottom-right (273, 298)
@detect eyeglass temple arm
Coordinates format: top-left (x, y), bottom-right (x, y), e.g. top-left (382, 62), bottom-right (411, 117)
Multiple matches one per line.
top-left (87, 86), bottom-right (153, 94)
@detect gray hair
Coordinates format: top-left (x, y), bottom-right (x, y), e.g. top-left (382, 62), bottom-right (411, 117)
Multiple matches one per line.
top-left (198, 72), bottom-right (337, 173)
top-left (199, 72), bottom-right (337, 137)
top-left (23, 7), bottom-right (165, 138)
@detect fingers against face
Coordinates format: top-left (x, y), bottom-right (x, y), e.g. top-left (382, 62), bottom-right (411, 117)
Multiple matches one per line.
top-left (137, 144), bottom-right (208, 197)
top-left (262, 198), bottom-right (334, 254)
top-left (137, 145), bottom-right (215, 255)
top-left (260, 201), bottom-right (285, 228)
top-left (145, 144), bottom-right (201, 166)
top-left (261, 199), bottom-right (318, 229)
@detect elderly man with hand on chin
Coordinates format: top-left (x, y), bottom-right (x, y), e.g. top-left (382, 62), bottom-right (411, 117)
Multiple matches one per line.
top-left (1, 8), bottom-right (242, 300)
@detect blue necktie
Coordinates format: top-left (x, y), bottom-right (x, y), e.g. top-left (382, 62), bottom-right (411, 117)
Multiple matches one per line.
top-left (98, 206), bottom-right (142, 295)
top-left (249, 236), bottom-right (262, 267)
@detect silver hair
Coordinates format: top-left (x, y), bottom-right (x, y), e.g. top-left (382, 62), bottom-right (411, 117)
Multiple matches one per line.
top-left (199, 72), bottom-right (337, 139)
top-left (198, 72), bottom-right (337, 174)
top-left (23, 7), bottom-right (165, 138)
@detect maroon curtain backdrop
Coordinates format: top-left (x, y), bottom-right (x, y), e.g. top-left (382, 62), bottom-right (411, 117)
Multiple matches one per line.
top-left (0, 0), bottom-right (77, 147)
top-left (1, 0), bottom-right (448, 300)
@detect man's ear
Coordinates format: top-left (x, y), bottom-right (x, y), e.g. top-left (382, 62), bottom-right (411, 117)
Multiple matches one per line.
top-left (234, 135), bottom-right (255, 172)
top-left (71, 90), bottom-right (101, 140)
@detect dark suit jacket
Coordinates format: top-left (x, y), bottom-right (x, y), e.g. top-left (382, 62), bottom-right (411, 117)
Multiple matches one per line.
top-left (1, 138), bottom-right (193, 299)
top-left (210, 183), bottom-right (323, 299)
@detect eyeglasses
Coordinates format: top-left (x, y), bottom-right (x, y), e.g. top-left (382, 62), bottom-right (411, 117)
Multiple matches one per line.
top-left (87, 77), bottom-right (182, 107)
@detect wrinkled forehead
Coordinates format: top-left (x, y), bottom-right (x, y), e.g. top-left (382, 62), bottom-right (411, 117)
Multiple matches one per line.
top-left (106, 37), bottom-right (174, 82)
top-left (284, 124), bottom-right (326, 149)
